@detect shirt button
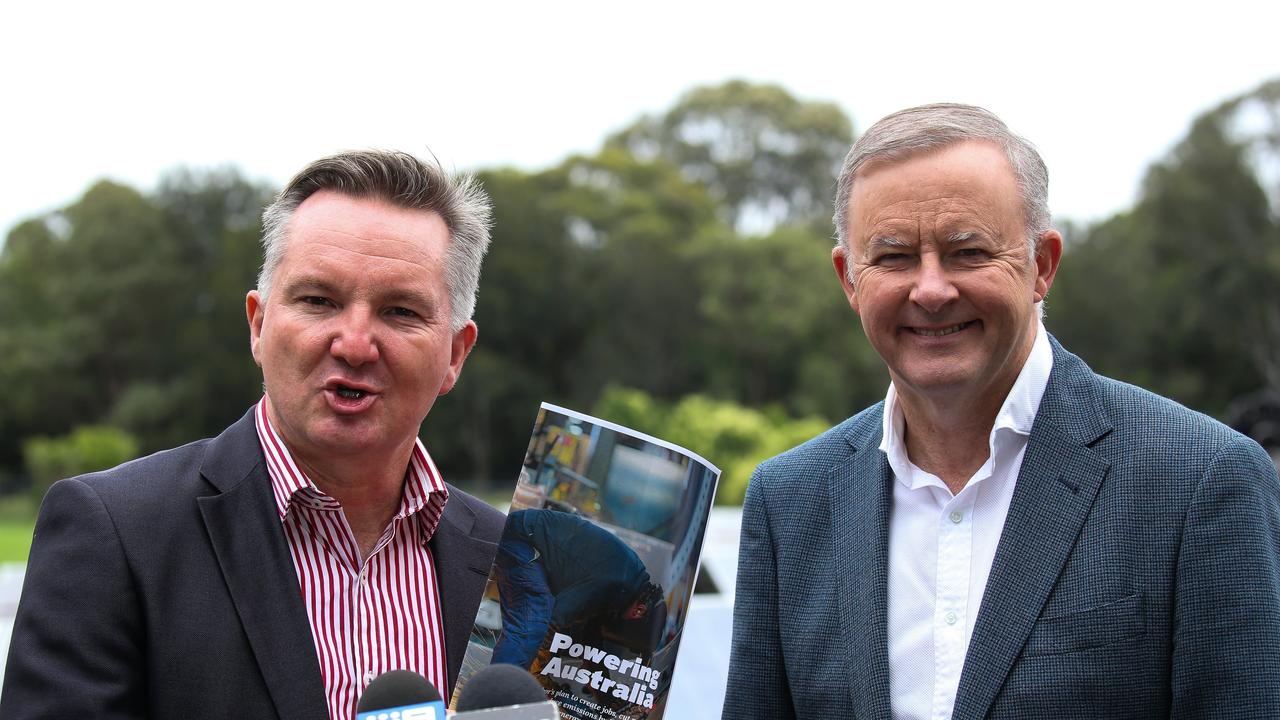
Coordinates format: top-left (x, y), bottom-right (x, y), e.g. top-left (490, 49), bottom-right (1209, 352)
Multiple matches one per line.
top-left (364, 671), bottom-right (376, 684)
top-left (945, 611), bottom-right (958, 625)
top-left (949, 511), bottom-right (963, 524)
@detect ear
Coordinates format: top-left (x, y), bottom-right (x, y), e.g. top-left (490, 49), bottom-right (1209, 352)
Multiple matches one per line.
top-left (246, 290), bottom-right (265, 368)
top-left (437, 320), bottom-right (478, 396)
top-left (1032, 229), bottom-right (1063, 302)
top-left (831, 244), bottom-right (861, 315)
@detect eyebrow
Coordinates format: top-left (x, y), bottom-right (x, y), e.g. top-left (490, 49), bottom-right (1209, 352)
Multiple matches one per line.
top-left (867, 235), bottom-right (912, 251)
top-left (282, 276), bottom-right (339, 297)
top-left (947, 231), bottom-right (977, 244)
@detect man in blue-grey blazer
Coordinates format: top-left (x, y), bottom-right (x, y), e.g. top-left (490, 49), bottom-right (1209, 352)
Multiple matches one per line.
top-left (722, 104), bottom-right (1280, 719)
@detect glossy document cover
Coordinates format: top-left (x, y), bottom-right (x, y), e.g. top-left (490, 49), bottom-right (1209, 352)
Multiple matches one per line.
top-left (451, 404), bottom-right (720, 720)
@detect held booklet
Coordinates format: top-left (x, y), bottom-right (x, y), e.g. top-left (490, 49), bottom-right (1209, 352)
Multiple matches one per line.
top-left (450, 403), bottom-right (720, 720)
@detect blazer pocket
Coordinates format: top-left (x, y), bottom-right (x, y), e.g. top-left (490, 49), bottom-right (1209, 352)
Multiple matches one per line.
top-left (1022, 592), bottom-right (1146, 658)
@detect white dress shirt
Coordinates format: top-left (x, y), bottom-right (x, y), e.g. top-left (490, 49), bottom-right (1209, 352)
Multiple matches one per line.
top-left (881, 322), bottom-right (1053, 720)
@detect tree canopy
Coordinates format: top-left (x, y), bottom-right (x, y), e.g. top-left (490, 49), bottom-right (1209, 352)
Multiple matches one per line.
top-left (608, 80), bottom-right (853, 233)
top-left (1051, 79), bottom-right (1280, 417)
top-left (2, 78), bottom-right (1276, 499)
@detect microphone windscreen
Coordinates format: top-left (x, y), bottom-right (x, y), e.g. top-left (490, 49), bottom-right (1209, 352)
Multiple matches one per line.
top-left (356, 669), bottom-right (443, 712)
top-left (455, 663), bottom-right (549, 711)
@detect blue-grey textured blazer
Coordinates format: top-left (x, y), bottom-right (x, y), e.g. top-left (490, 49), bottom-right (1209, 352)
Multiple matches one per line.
top-left (723, 338), bottom-right (1280, 719)
top-left (0, 408), bottom-right (505, 719)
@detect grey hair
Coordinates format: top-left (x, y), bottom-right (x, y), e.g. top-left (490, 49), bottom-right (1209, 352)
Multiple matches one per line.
top-left (833, 103), bottom-right (1050, 259)
top-left (258, 150), bottom-right (492, 332)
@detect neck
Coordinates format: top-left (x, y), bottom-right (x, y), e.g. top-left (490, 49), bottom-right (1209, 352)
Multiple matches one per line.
top-left (894, 322), bottom-right (1040, 493)
top-left (897, 392), bottom-right (1000, 494)
top-left (294, 448), bottom-right (412, 562)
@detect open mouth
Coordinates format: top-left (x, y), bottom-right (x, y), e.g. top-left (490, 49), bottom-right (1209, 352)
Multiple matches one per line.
top-left (909, 320), bottom-right (977, 337)
top-left (328, 381), bottom-right (377, 401)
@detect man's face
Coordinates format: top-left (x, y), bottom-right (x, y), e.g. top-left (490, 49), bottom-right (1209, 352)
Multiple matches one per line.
top-left (832, 140), bottom-right (1061, 405)
top-left (246, 191), bottom-right (476, 466)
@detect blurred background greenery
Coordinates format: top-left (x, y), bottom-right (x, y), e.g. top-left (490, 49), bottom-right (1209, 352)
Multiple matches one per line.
top-left (1, 78), bottom-right (1277, 560)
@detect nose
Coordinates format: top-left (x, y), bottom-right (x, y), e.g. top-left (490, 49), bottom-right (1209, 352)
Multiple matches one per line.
top-left (329, 307), bottom-right (380, 367)
top-left (909, 252), bottom-right (959, 314)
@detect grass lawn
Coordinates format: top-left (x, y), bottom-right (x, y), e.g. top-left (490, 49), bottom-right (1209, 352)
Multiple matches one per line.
top-left (0, 494), bottom-right (36, 563)
top-left (0, 484), bottom-right (515, 565)
top-left (0, 489), bottom-right (507, 565)
top-left (0, 520), bottom-right (34, 564)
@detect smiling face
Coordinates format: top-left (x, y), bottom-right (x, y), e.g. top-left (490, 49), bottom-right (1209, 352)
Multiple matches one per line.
top-left (246, 191), bottom-right (476, 469)
top-left (832, 140), bottom-right (1061, 408)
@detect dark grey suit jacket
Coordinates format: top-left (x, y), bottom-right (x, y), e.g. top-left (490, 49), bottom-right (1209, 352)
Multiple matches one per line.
top-left (723, 338), bottom-right (1280, 719)
top-left (0, 408), bottom-right (504, 719)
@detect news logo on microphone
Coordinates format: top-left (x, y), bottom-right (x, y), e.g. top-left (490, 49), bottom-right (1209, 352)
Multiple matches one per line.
top-left (355, 702), bottom-right (445, 720)
top-left (356, 670), bottom-right (448, 720)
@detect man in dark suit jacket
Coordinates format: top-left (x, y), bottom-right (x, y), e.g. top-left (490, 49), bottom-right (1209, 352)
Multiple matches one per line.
top-left (722, 105), bottom-right (1280, 718)
top-left (1, 150), bottom-right (506, 718)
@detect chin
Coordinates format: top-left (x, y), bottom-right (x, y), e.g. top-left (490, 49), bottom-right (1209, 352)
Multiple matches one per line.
top-left (896, 363), bottom-right (979, 395)
top-left (307, 423), bottom-right (383, 455)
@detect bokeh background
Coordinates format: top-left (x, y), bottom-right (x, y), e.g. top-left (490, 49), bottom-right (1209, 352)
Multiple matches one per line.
top-left (2, 4), bottom-right (1279, 707)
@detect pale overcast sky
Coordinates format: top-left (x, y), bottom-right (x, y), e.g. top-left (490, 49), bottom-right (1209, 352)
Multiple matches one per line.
top-left (3, 1), bottom-right (1277, 239)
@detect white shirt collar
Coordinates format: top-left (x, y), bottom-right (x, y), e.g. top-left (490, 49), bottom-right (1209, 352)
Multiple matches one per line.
top-left (878, 321), bottom-right (1054, 489)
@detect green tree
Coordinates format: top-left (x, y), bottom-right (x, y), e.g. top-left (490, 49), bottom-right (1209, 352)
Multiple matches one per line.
top-left (0, 169), bottom-right (273, 488)
top-left (593, 386), bottom-right (830, 504)
top-left (0, 217), bottom-right (82, 483)
top-left (145, 168), bottom-right (274, 448)
top-left (609, 80), bottom-right (854, 232)
top-left (425, 152), bottom-right (729, 486)
top-left (691, 224), bottom-right (887, 419)
top-left (23, 426), bottom-right (139, 499)
top-left (552, 148), bottom-right (724, 400)
top-left (0, 181), bottom-right (178, 473)
top-left (1052, 78), bottom-right (1280, 415)
top-left (422, 167), bottom-right (585, 486)
top-left (426, 88), bottom-right (870, 485)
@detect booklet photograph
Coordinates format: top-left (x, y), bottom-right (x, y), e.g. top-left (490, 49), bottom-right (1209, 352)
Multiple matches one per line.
top-left (451, 403), bottom-right (720, 720)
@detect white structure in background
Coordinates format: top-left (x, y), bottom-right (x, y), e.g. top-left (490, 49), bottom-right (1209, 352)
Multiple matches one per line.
top-left (0, 563), bottom-right (24, 686)
top-left (665, 507), bottom-right (742, 719)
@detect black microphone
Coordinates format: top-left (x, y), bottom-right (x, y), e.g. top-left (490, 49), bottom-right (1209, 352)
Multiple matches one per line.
top-left (355, 669), bottom-right (447, 720)
top-left (453, 663), bottom-right (559, 718)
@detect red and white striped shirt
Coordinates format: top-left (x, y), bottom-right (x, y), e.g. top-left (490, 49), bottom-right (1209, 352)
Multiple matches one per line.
top-left (254, 398), bottom-right (451, 720)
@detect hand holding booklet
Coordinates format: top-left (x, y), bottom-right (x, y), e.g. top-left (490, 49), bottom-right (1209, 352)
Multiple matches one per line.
top-left (450, 404), bottom-right (720, 720)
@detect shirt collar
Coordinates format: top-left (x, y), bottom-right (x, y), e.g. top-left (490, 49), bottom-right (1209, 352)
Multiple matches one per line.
top-left (992, 320), bottom-right (1053, 437)
top-left (878, 321), bottom-right (1054, 485)
top-left (253, 397), bottom-right (450, 538)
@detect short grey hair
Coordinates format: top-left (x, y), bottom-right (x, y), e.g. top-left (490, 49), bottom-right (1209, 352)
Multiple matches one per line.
top-left (258, 150), bottom-right (492, 332)
top-left (833, 103), bottom-right (1050, 256)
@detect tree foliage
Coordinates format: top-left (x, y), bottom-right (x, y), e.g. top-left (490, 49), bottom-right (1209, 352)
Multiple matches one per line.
top-left (608, 80), bottom-right (853, 233)
top-left (1052, 78), bottom-right (1280, 415)
top-left (0, 169), bottom-right (273, 488)
top-left (23, 426), bottom-right (139, 499)
top-left (593, 386), bottom-right (830, 504)
top-left (2, 77), bottom-right (1276, 500)
top-left (422, 135), bottom-right (884, 490)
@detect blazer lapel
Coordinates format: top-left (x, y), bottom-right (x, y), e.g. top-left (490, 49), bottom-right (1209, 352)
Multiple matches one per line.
top-left (831, 410), bottom-right (894, 718)
top-left (197, 411), bottom-right (329, 720)
top-left (951, 340), bottom-right (1113, 720)
top-left (430, 493), bottom-right (501, 695)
